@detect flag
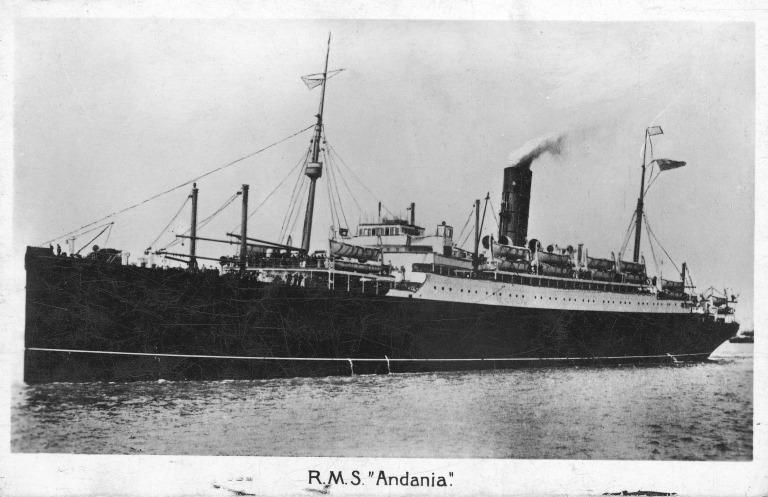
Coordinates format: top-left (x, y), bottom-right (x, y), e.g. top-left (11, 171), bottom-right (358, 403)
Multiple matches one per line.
top-left (651, 158), bottom-right (686, 171)
top-left (301, 69), bottom-right (345, 90)
top-left (647, 125), bottom-right (664, 136)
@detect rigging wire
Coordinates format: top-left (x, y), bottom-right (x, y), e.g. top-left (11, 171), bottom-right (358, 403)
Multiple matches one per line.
top-left (145, 194), bottom-right (191, 252)
top-left (42, 123), bottom-right (315, 246)
top-left (487, 195), bottom-right (501, 233)
top-left (325, 143), bottom-right (364, 215)
top-left (160, 192), bottom-right (239, 251)
top-left (233, 148), bottom-right (312, 235)
top-left (479, 193), bottom-right (489, 240)
top-left (281, 174), bottom-right (308, 243)
top-left (319, 130), bottom-right (352, 230)
top-left (455, 204), bottom-right (476, 249)
top-left (323, 148), bottom-right (339, 228)
top-left (75, 223), bottom-right (113, 255)
top-left (644, 165), bottom-right (662, 196)
top-left (194, 193), bottom-right (239, 234)
top-left (324, 146), bottom-right (349, 230)
top-left (323, 148), bottom-right (339, 231)
top-left (56, 220), bottom-right (114, 244)
top-left (279, 156), bottom-right (310, 241)
top-left (457, 202), bottom-right (480, 251)
top-left (619, 210), bottom-right (637, 257)
top-left (324, 140), bottom-right (396, 218)
top-left (643, 213), bottom-right (681, 274)
top-left (643, 218), bottom-right (661, 279)
top-left (104, 222), bottom-right (114, 247)
top-left (684, 264), bottom-right (696, 289)
top-left (286, 179), bottom-right (309, 243)
top-left (323, 150), bottom-right (340, 231)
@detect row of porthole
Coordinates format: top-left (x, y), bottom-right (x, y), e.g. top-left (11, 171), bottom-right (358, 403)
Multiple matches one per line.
top-left (434, 286), bottom-right (480, 294)
top-left (431, 286), bottom-right (682, 307)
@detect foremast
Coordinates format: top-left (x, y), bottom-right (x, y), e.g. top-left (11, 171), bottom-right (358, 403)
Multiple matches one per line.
top-left (300, 33), bottom-right (332, 253)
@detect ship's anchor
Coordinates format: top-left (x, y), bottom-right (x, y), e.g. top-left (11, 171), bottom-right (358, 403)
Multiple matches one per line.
top-left (347, 358), bottom-right (354, 376)
top-left (385, 355), bottom-right (391, 374)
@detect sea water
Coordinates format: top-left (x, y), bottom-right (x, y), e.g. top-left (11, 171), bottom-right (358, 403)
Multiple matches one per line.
top-left (11, 342), bottom-right (752, 460)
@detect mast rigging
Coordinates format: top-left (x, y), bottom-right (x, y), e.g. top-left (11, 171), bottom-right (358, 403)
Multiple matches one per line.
top-left (300, 33), bottom-right (333, 253)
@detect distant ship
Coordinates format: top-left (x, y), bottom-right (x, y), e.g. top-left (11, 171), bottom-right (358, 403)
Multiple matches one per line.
top-left (24, 36), bottom-right (739, 383)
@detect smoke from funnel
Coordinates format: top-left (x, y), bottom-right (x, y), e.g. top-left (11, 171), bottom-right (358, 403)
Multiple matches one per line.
top-left (507, 134), bottom-right (567, 169)
top-left (499, 134), bottom-right (566, 246)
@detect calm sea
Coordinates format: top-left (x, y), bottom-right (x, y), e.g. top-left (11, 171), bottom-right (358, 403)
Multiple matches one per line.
top-left (11, 342), bottom-right (752, 460)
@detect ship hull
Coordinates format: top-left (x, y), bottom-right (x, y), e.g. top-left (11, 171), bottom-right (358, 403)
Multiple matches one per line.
top-left (24, 250), bottom-right (737, 383)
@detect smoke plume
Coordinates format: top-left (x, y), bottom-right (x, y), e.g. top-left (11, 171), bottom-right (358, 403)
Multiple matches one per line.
top-left (508, 134), bottom-right (567, 169)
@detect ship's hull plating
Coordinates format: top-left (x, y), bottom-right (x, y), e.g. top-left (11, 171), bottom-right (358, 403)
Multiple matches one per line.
top-left (24, 251), bottom-right (737, 383)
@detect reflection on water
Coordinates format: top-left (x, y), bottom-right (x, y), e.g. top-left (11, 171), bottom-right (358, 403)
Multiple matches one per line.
top-left (12, 343), bottom-right (752, 460)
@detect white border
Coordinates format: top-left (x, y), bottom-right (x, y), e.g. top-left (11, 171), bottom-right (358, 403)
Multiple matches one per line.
top-left (0, 1), bottom-right (765, 496)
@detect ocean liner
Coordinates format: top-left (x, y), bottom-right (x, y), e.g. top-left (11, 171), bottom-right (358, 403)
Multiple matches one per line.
top-left (23, 36), bottom-right (739, 383)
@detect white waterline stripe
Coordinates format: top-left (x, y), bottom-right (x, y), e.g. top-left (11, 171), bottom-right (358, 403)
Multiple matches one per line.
top-left (27, 347), bottom-right (707, 362)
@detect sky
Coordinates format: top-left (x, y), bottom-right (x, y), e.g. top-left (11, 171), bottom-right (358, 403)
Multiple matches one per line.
top-left (13, 19), bottom-right (754, 325)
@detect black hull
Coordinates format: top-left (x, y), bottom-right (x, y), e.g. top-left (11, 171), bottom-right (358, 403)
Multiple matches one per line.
top-left (24, 250), bottom-right (737, 383)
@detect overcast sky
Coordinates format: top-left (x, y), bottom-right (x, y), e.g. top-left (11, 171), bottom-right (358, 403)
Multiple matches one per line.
top-left (13, 19), bottom-right (754, 324)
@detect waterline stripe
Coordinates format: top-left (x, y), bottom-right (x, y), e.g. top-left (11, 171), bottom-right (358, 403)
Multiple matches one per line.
top-left (26, 347), bottom-right (707, 362)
